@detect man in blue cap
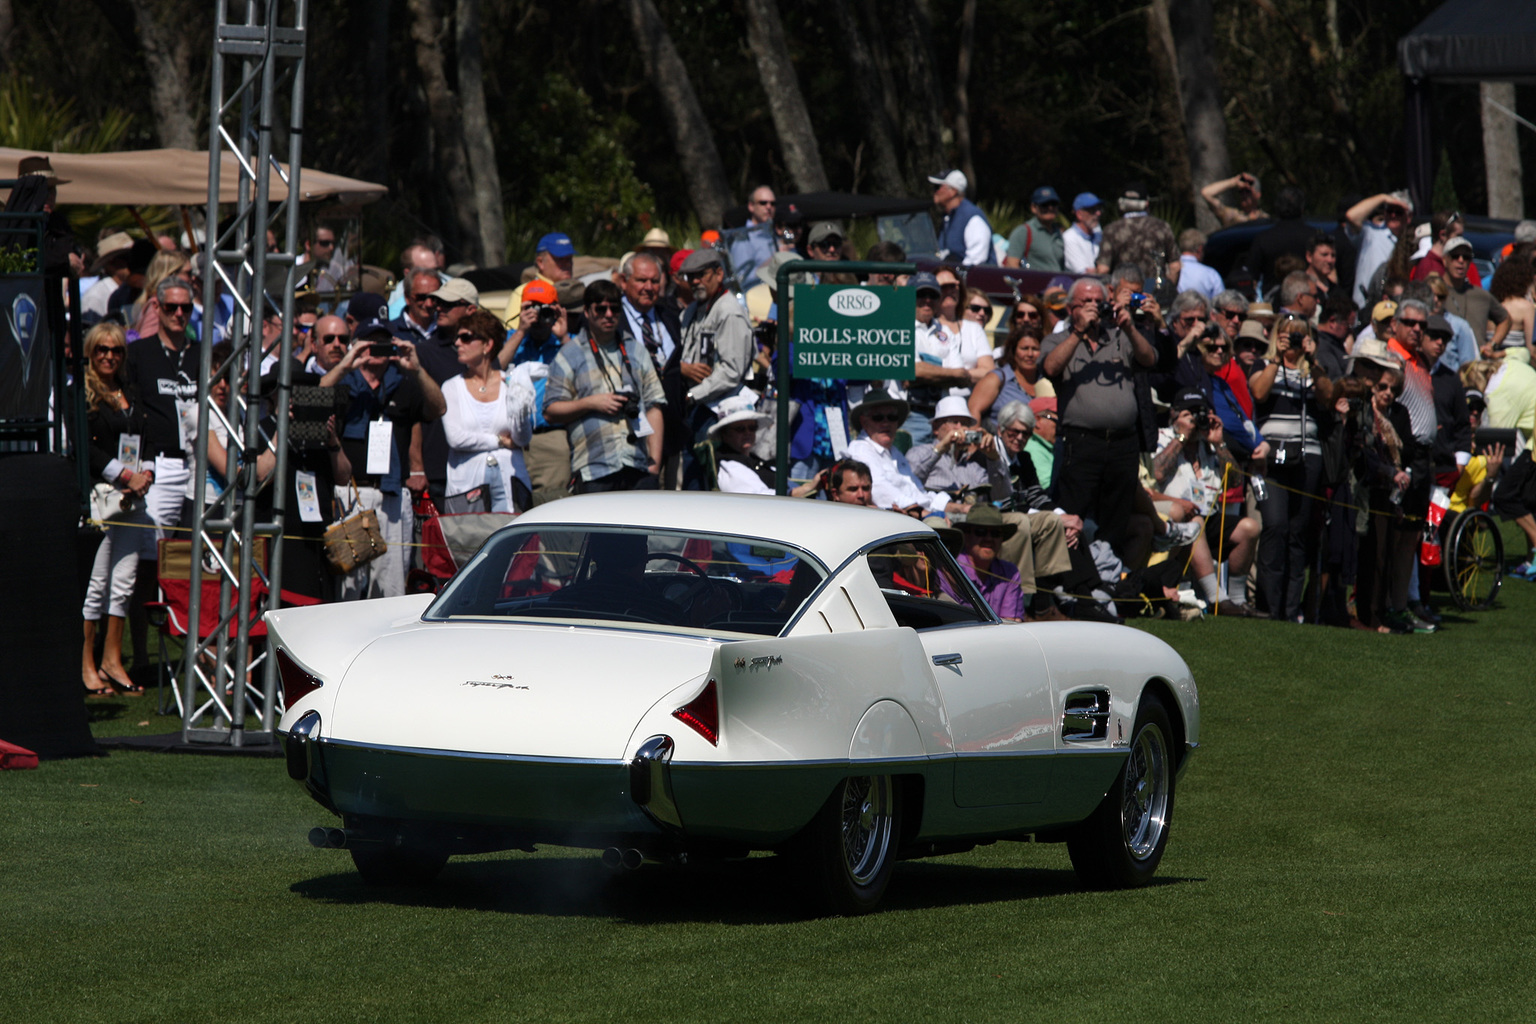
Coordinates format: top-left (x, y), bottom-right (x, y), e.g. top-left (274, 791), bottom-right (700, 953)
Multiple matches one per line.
top-left (500, 231), bottom-right (576, 323)
top-left (1063, 192), bottom-right (1104, 274)
top-left (1004, 186), bottom-right (1066, 272)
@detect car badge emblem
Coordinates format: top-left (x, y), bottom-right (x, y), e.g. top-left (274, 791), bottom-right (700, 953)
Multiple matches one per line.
top-left (748, 655), bottom-right (782, 670)
top-left (7, 292), bottom-right (39, 386)
top-left (733, 657), bottom-right (746, 669)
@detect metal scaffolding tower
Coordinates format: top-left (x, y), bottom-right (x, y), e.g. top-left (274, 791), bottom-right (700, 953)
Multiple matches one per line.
top-left (183, 0), bottom-right (308, 746)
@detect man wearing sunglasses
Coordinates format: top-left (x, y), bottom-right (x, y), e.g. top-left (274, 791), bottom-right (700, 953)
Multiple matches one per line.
top-left (677, 248), bottom-right (753, 445)
top-left (122, 275), bottom-right (200, 550)
top-left (1441, 236), bottom-right (1511, 356)
top-left (544, 279), bottom-right (665, 492)
top-left (1004, 186), bottom-right (1065, 272)
top-left (389, 269), bottom-right (441, 347)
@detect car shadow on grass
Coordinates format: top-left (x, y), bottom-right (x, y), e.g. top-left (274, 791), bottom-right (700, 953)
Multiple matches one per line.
top-left (290, 851), bottom-right (1199, 922)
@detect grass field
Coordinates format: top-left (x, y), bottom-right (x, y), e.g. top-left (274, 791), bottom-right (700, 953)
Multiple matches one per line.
top-left (5, 561), bottom-right (1535, 1022)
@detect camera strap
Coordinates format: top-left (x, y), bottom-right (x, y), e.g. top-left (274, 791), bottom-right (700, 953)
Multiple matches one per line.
top-left (588, 335), bottom-right (637, 398)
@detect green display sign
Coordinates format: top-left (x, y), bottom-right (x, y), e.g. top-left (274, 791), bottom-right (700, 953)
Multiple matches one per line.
top-left (793, 284), bottom-right (916, 380)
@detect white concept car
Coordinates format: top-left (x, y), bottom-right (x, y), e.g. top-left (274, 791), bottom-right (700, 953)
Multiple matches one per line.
top-left (271, 492), bottom-right (1198, 914)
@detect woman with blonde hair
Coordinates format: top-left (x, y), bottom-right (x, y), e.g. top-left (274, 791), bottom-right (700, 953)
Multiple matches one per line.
top-left (1247, 314), bottom-right (1334, 621)
top-left (130, 248), bottom-right (193, 340)
top-left (80, 321), bottom-right (153, 696)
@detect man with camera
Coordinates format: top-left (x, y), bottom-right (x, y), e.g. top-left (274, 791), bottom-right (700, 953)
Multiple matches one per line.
top-left (320, 321), bottom-right (445, 599)
top-left (543, 279), bottom-right (665, 493)
top-left (1148, 391), bottom-right (1261, 616)
top-left (497, 279), bottom-right (573, 500)
top-left (1040, 277), bottom-right (1159, 562)
top-left (678, 248), bottom-right (754, 442)
top-left (907, 396), bottom-right (1009, 506)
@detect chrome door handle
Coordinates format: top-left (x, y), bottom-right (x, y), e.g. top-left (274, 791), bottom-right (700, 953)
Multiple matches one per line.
top-left (931, 653), bottom-right (963, 666)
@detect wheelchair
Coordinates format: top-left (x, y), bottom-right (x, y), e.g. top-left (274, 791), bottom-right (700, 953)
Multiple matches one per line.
top-left (1439, 508), bottom-right (1503, 612)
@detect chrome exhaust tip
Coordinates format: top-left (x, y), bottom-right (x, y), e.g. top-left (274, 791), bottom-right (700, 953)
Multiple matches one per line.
top-left (307, 826), bottom-right (349, 849)
top-left (620, 848), bottom-right (644, 871)
top-left (601, 847), bottom-right (624, 870)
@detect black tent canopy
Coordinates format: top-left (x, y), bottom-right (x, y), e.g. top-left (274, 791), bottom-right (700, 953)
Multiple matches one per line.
top-left (1399, 0), bottom-right (1536, 214)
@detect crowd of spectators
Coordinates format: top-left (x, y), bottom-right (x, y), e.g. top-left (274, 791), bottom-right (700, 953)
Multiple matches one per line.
top-left (45, 146), bottom-right (1536, 700)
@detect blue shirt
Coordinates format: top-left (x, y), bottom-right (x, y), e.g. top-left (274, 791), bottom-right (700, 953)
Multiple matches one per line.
top-left (513, 330), bottom-right (566, 431)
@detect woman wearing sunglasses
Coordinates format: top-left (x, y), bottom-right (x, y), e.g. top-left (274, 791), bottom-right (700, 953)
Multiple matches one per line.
top-left (1247, 315), bottom-right (1333, 622)
top-left (442, 309), bottom-right (533, 513)
top-left (80, 322), bottom-right (152, 697)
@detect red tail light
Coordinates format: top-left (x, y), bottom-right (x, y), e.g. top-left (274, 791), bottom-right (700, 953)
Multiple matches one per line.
top-left (672, 679), bottom-right (719, 746)
top-left (275, 648), bottom-right (324, 705)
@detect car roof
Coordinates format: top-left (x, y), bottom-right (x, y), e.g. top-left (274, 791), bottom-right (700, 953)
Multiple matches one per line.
top-left (510, 492), bottom-right (930, 568)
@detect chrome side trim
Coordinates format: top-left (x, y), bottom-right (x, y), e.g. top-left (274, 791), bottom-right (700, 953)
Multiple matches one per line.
top-left (318, 737), bottom-right (626, 766)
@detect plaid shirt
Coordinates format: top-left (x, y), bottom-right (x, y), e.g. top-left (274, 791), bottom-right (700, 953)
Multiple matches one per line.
top-left (544, 334), bottom-right (666, 481)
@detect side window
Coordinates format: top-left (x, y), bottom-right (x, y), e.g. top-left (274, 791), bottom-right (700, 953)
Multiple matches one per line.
top-left (867, 538), bottom-right (990, 630)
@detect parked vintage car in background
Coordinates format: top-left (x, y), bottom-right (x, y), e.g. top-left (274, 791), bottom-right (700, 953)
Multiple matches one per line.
top-left (271, 493), bottom-right (1199, 914)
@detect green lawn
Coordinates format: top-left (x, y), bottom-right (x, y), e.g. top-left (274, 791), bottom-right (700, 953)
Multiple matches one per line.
top-left (5, 564), bottom-right (1534, 1022)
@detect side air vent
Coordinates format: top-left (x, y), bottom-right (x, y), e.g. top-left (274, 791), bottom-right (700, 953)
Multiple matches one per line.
top-left (1062, 689), bottom-right (1111, 742)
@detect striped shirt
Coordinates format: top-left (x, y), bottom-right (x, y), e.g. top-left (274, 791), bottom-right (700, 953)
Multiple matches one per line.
top-left (1386, 338), bottom-right (1437, 444)
top-left (1253, 362), bottom-right (1321, 458)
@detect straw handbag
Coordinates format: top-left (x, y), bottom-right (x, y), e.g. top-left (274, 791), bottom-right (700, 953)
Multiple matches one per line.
top-left (323, 484), bottom-right (387, 574)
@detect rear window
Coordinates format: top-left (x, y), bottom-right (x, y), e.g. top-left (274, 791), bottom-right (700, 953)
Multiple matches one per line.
top-left (423, 526), bottom-right (827, 636)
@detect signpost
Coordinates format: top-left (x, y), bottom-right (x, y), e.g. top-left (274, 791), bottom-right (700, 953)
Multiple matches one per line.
top-left (772, 260), bottom-right (917, 494)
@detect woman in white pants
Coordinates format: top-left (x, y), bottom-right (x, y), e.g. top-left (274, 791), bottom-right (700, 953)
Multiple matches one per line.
top-left (81, 323), bottom-right (154, 696)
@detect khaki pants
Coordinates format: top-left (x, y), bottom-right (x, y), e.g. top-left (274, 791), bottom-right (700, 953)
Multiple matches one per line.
top-left (525, 430), bottom-right (572, 504)
top-left (1000, 511), bottom-right (1071, 593)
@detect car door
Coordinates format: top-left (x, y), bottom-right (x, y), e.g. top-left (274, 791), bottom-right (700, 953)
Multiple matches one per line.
top-left (866, 538), bottom-right (1054, 809)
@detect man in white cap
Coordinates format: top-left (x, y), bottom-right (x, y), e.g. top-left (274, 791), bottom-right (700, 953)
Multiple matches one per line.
top-left (928, 168), bottom-right (994, 266)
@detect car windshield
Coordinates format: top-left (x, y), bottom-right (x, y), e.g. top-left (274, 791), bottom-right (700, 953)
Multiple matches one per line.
top-left (423, 526), bottom-right (828, 636)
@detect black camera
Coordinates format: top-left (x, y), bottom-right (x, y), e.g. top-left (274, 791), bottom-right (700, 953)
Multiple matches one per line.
top-left (1201, 322), bottom-right (1223, 341)
top-left (1095, 299), bottom-right (1114, 321)
top-left (615, 391), bottom-right (640, 418)
top-left (753, 321), bottom-right (778, 348)
top-left (367, 342), bottom-right (400, 358)
top-left (535, 303), bottom-right (561, 328)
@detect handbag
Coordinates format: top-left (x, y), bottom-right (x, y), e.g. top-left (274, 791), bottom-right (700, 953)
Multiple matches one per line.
top-left (323, 483), bottom-right (388, 574)
top-left (89, 482), bottom-right (134, 525)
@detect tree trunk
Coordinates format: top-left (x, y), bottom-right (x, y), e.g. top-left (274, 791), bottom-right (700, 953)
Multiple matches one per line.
top-left (456, 0), bottom-right (506, 264)
top-left (743, 0), bottom-right (828, 193)
top-left (1167, 0), bottom-right (1230, 233)
top-left (405, 0), bottom-right (481, 264)
top-left (0, 0), bottom-right (14, 70)
top-left (1482, 82), bottom-right (1525, 220)
top-left (884, 0), bottom-right (946, 192)
top-left (1146, 0), bottom-right (1192, 226)
top-left (127, 0), bottom-right (198, 149)
top-left (828, 0), bottom-right (904, 195)
top-left (360, 2), bottom-right (392, 186)
top-left (621, 0), bottom-right (732, 228)
top-left (953, 0), bottom-right (977, 195)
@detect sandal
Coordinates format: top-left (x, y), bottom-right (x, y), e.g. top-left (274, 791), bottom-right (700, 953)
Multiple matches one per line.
top-left (85, 681), bottom-right (115, 699)
top-left (100, 668), bottom-right (144, 695)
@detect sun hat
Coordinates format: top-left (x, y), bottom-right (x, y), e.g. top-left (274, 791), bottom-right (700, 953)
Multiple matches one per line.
top-left (957, 503), bottom-right (1018, 540)
top-left (932, 395), bottom-right (977, 425)
top-left (1347, 336), bottom-right (1404, 375)
top-left (708, 392), bottom-right (770, 436)
top-left (848, 389), bottom-right (911, 432)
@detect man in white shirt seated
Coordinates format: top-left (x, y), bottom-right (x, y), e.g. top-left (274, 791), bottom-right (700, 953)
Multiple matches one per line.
top-left (845, 390), bottom-right (970, 519)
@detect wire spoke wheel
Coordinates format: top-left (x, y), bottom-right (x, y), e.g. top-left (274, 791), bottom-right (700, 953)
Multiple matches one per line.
top-left (1445, 510), bottom-right (1503, 611)
top-left (840, 775), bottom-right (895, 885)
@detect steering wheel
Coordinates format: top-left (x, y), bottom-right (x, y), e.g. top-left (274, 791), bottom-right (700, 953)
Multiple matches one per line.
top-left (645, 551), bottom-right (709, 577)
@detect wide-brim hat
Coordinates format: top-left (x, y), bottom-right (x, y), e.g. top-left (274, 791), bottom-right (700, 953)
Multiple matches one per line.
top-left (17, 155), bottom-right (68, 185)
top-left (639, 227), bottom-right (672, 250)
top-left (1347, 337), bottom-right (1404, 375)
top-left (848, 389), bottom-right (910, 432)
top-left (709, 392), bottom-right (770, 436)
top-left (957, 503), bottom-right (1018, 540)
top-left (89, 231), bottom-right (134, 274)
top-left (759, 250), bottom-right (801, 293)
top-left (1236, 319), bottom-right (1269, 345)
top-left (932, 395), bottom-right (977, 424)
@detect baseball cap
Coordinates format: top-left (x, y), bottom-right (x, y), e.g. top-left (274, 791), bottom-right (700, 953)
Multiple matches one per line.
top-left (1444, 236), bottom-right (1474, 257)
top-left (1371, 299), bottom-right (1398, 323)
top-left (1171, 390), bottom-right (1210, 414)
top-left (927, 169), bottom-right (968, 193)
top-left (908, 271), bottom-right (941, 295)
top-left (1426, 313), bottom-right (1453, 338)
top-left (670, 249), bottom-right (692, 277)
top-left (1028, 395), bottom-right (1057, 417)
top-left (1031, 186), bottom-right (1061, 206)
top-left (354, 320), bottom-right (397, 342)
top-left (808, 221), bottom-right (844, 246)
top-left (1120, 181), bottom-right (1151, 202)
top-left (522, 280), bottom-right (558, 305)
top-left (535, 232), bottom-right (575, 258)
top-left (429, 277), bottom-right (479, 305)
top-left (1073, 192), bottom-right (1104, 211)
top-left (345, 292), bottom-right (387, 323)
